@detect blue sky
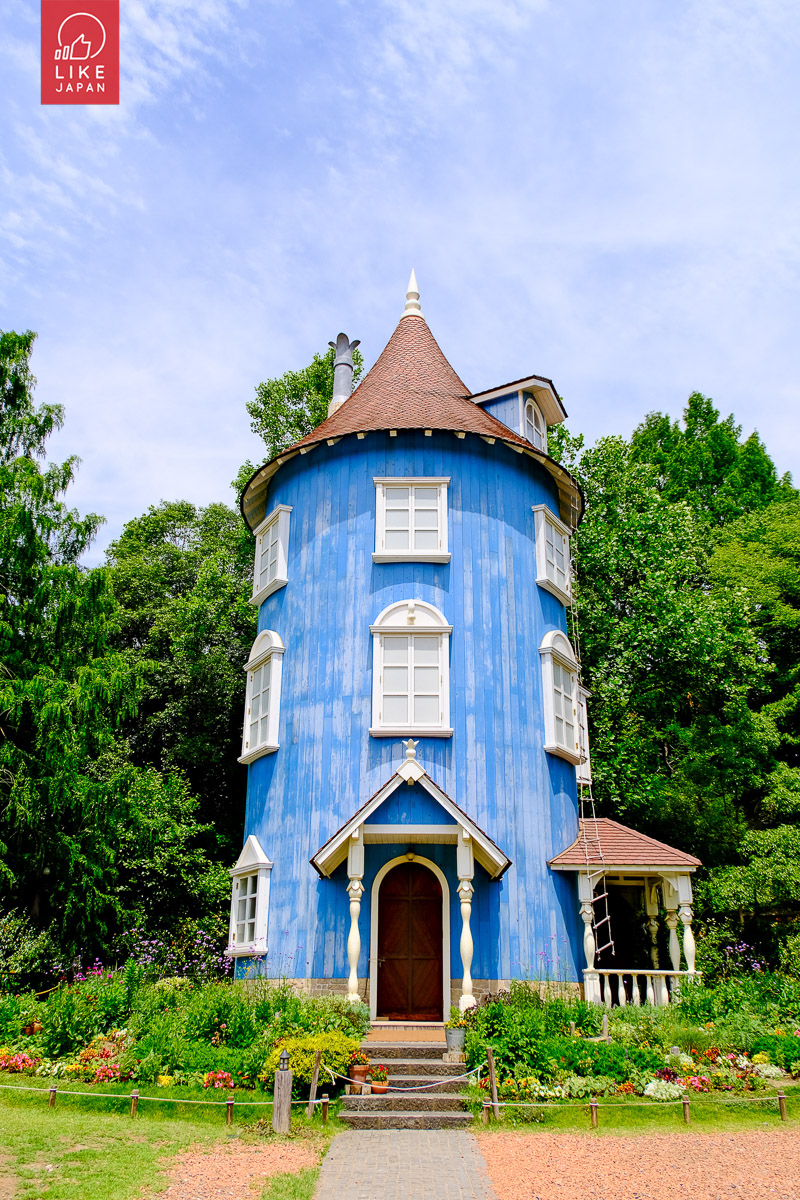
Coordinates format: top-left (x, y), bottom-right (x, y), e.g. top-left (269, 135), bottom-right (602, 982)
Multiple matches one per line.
top-left (3, 0), bottom-right (799, 558)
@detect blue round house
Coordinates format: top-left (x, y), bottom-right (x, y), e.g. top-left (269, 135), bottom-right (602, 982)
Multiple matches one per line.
top-left (227, 275), bottom-right (701, 1017)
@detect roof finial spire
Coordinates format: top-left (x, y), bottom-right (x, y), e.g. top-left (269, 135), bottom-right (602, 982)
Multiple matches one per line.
top-left (401, 268), bottom-right (423, 319)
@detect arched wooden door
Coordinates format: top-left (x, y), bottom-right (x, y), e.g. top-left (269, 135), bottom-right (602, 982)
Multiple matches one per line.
top-left (376, 861), bottom-right (443, 1020)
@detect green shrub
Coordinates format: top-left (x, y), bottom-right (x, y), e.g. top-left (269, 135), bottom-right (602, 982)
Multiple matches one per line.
top-left (184, 982), bottom-right (257, 1048)
top-left (40, 986), bottom-right (101, 1057)
top-left (264, 1032), bottom-right (360, 1094)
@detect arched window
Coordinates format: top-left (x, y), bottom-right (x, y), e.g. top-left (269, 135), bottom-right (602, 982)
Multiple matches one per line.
top-left (225, 835), bottom-right (273, 958)
top-left (524, 399), bottom-right (547, 452)
top-left (539, 630), bottom-right (581, 763)
top-left (238, 630), bottom-right (285, 763)
top-left (251, 505), bottom-right (291, 605)
top-left (370, 600), bottom-right (453, 736)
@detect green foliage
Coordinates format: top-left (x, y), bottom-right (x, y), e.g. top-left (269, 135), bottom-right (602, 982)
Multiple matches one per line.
top-left (105, 500), bottom-right (257, 857)
top-left (265, 1031), bottom-right (360, 1091)
top-left (630, 393), bottom-right (794, 528)
top-left (183, 982), bottom-right (258, 1048)
top-left (40, 986), bottom-right (102, 1057)
top-left (0, 912), bottom-right (62, 989)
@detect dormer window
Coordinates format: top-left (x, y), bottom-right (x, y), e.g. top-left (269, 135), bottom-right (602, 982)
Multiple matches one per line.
top-left (524, 399), bottom-right (547, 452)
top-left (251, 505), bottom-right (292, 605)
top-left (370, 600), bottom-right (453, 736)
top-left (532, 505), bottom-right (572, 606)
top-left (539, 631), bottom-right (581, 763)
top-left (373, 478), bottom-right (450, 563)
top-left (239, 630), bottom-right (285, 763)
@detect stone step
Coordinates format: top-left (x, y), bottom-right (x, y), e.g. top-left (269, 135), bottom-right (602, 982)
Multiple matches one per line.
top-left (386, 1073), bottom-right (465, 1092)
top-left (361, 1041), bottom-right (447, 1060)
top-left (342, 1092), bottom-right (469, 1112)
top-left (362, 1053), bottom-right (462, 1073)
top-left (338, 1109), bottom-right (474, 1130)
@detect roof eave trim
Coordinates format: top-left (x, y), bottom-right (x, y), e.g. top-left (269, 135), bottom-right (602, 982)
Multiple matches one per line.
top-left (548, 860), bottom-right (700, 873)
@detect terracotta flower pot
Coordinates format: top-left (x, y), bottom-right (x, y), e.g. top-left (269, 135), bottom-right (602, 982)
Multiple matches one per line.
top-left (371, 1081), bottom-right (388, 1094)
top-left (350, 1063), bottom-right (369, 1095)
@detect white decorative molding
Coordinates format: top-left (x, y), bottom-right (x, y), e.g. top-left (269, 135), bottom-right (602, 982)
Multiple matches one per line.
top-left (346, 876), bottom-right (364, 1002)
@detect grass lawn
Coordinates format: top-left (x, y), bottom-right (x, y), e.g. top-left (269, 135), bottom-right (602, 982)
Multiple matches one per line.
top-left (0, 1077), bottom-right (340, 1200)
top-left (476, 1088), bottom-right (800, 1136)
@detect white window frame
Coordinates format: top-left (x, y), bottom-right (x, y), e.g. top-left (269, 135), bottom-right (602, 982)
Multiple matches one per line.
top-left (250, 505), bottom-right (292, 605)
top-left (238, 630), bottom-right (285, 764)
top-left (576, 684), bottom-right (592, 785)
top-left (532, 504), bottom-right (573, 606)
top-left (369, 600), bottom-right (453, 737)
top-left (373, 478), bottom-right (451, 563)
top-left (523, 396), bottom-right (547, 452)
top-left (539, 630), bottom-right (581, 764)
top-left (225, 834), bottom-right (272, 958)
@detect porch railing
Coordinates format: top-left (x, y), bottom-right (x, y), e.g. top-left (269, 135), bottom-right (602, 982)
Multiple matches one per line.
top-left (583, 969), bottom-right (698, 1007)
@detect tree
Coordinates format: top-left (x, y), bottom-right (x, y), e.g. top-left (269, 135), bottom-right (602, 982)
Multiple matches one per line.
top-left (105, 500), bottom-right (257, 852)
top-left (561, 434), bottom-right (770, 859)
top-left (234, 343), bottom-right (363, 493)
top-left (630, 392), bottom-right (794, 529)
top-left (0, 333), bottom-right (229, 956)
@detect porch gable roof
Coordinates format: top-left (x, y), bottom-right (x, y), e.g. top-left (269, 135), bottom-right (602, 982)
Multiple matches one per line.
top-left (310, 763), bottom-right (511, 880)
top-left (548, 818), bottom-right (701, 871)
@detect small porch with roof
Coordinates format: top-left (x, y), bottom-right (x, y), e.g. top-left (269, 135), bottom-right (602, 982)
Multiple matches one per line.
top-left (549, 818), bottom-right (702, 1007)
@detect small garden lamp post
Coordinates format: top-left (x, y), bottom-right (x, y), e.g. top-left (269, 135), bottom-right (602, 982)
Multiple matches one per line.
top-left (272, 1049), bottom-right (292, 1134)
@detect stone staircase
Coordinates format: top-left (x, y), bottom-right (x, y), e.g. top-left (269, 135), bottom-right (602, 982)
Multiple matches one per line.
top-left (339, 1033), bottom-right (474, 1130)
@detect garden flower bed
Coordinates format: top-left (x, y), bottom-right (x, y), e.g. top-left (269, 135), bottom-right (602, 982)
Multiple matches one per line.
top-left (0, 963), bottom-right (370, 1100)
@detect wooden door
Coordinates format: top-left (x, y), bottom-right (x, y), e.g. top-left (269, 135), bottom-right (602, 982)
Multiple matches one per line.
top-left (377, 862), bottom-right (443, 1020)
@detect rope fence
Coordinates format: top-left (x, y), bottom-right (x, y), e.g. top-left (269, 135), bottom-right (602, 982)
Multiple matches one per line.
top-left (481, 1091), bottom-right (792, 1128)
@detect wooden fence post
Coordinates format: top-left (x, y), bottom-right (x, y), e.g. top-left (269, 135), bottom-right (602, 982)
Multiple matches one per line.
top-left (486, 1047), bottom-right (500, 1121)
top-left (130, 1090), bottom-right (139, 1119)
top-left (272, 1049), bottom-right (292, 1134)
top-left (481, 1101), bottom-right (491, 1125)
top-left (569, 1021), bottom-right (576, 1036)
top-left (590, 1099), bottom-right (598, 1128)
top-left (307, 1050), bottom-right (322, 1119)
top-left (48, 1086), bottom-right (57, 1109)
top-left (778, 1092), bottom-right (787, 1122)
top-left (321, 1093), bottom-right (329, 1124)
top-left (602, 1014), bottom-right (609, 1043)
top-left (682, 1096), bottom-right (690, 1125)
top-left (226, 1096), bottom-right (234, 1126)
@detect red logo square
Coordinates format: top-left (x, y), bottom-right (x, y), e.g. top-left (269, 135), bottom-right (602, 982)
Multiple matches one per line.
top-left (41, 1), bottom-right (119, 105)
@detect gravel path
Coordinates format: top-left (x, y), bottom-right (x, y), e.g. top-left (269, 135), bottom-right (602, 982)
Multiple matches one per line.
top-left (159, 1139), bottom-right (319, 1199)
top-left (480, 1130), bottom-right (800, 1200)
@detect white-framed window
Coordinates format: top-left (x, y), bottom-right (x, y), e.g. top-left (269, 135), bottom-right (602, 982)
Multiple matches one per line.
top-left (370, 600), bottom-right (453, 736)
top-left (524, 399), bottom-right (547, 452)
top-left (373, 478), bottom-right (450, 563)
top-left (576, 685), bottom-right (592, 785)
top-left (225, 835), bottom-right (272, 957)
top-left (251, 505), bottom-right (292, 605)
top-left (238, 630), bottom-right (285, 764)
top-left (532, 504), bottom-right (572, 606)
top-left (539, 630), bottom-right (581, 763)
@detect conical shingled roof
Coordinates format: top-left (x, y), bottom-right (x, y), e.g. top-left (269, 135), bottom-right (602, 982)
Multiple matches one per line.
top-left (292, 313), bottom-right (531, 450)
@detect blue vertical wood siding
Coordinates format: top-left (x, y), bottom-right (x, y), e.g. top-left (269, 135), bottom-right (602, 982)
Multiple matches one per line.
top-left (236, 429), bottom-right (581, 983)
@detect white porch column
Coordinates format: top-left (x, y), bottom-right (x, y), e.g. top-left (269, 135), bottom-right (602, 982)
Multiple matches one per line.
top-left (346, 877), bottom-right (364, 1002)
top-left (457, 827), bottom-right (476, 1011)
top-left (666, 909), bottom-right (681, 972)
top-left (676, 874), bottom-right (696, 974)
top-left (578, 872), bottom-right (600, 1003)
top-left (645, 883), bottom-right (660, 970)
top-left (457, 879), bottom-right (475, 1012)
top-left (346, 826), bottom-right (365, 1004)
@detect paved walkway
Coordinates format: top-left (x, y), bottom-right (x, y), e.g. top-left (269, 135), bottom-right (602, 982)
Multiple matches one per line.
top-left (314, 1130), bottom-right (498, 1200)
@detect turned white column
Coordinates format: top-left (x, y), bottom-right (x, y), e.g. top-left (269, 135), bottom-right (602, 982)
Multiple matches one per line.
top-left (457, 879), bottom-right (475, 1011)
top-left (457, 827), bottom-right (476, 1012)
top-left (666, 909), bottom-right (681, 972)
top-left (581, 902), bottom-right (596, 971)
top-left (346, 877), bottom-right (364, 1003)
top-left (645, 883), bottom-right (660, 970)
top-left (679, 905), bottom-right (696, 974)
